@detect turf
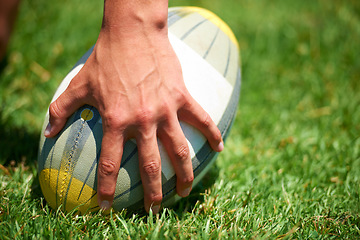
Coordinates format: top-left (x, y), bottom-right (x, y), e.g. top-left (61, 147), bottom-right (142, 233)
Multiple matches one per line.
top-left (1, 0), bottom-right (359, 238)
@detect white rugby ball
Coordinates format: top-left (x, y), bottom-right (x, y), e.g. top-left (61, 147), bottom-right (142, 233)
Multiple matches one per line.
top-left (38, 7), bottom-right (241, 214)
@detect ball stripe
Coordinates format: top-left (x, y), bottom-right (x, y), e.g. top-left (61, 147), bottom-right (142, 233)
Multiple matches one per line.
top-left (224, 39), bottom-right (231, 77)
top-left (203, 27), bottom-right (220, 59)
top-left (77, 153), bottom-right (98, 201)
top-left (180, 18), bottom-right (208, 40)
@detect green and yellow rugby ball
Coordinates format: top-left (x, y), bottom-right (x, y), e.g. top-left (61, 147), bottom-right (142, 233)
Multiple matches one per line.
top-left (38, 7), bottom-right (241, 214)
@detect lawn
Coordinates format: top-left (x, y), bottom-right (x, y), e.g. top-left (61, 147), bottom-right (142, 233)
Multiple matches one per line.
top-left (0, 0), bottom-right (359, 238)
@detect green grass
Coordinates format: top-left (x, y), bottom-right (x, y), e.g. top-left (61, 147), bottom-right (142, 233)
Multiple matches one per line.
top-left (1, 0), bottom-right (360, 238)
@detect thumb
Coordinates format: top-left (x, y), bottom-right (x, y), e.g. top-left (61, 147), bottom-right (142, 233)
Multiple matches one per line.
top-left (45, 81), bottom-right (86, 138)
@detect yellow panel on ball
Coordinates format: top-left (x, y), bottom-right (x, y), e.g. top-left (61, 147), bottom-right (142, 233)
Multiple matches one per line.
top-left (39, 169), bottom-right (99, 213)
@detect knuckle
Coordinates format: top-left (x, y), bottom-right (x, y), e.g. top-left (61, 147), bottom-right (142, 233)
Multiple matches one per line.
top-left (181, 100), bottom-right (193, 112)
top-left (49, 101), bottom-right (64, 119)
top-left (173, 89), bottom-right (188, 105)
top-left (174, 144), bottom-right (190, 163)
top-left (142, 160), bottom-right (161, 177)
top-left (201, 113), bottom-right (212, 129)
top-left (98, 186), bottom-right (115, 197)
top-left (214, 128), bottom-right (222, 142)
top-left (103, 111), bottom-right (125, 130)
top-left (160, 101), bottom-right (172, 115)
top-left (179, 174), bottom-right (194, 185)
top-left (148, 193), bottom-right (163, 204)
top-left (135, 107), bottom-right (154, 126)
top-left (99, 158), bottom-right (118, 176)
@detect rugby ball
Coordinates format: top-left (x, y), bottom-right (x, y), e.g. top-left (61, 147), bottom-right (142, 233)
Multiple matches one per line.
top-left (38, 7), bottom-right (241, 214)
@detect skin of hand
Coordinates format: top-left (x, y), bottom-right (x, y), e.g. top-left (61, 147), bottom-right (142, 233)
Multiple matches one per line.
top-left (44, 0), bottom-right (224, 214)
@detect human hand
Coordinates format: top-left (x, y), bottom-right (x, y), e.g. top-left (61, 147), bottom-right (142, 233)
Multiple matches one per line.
top-left (44, 1), bottom-right (223, 214)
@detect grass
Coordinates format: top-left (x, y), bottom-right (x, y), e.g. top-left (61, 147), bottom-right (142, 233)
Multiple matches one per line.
top-left (1, 0), bottom-right (360, 238)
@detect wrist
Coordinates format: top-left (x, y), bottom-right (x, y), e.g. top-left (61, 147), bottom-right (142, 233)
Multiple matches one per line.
top-left (101, 0), bottom-right (169, 36)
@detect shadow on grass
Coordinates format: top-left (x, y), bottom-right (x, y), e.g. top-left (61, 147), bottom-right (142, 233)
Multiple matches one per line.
top-left (0, 55), bottom-right (40, 166)
top-left (113, 164), bottom-right (220, 219)
top-left (117, 165), bottom-right (220, 219)
top-left (171, 164), bottom-right (219, 217)
top-left (0, 56), bottom-right (8, 74)
top-left (0, 113), bottom-right (40, 166)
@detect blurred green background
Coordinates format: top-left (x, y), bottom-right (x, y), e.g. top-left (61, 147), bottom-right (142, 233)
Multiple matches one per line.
top-left (0, 0), bottom-right (359, 238)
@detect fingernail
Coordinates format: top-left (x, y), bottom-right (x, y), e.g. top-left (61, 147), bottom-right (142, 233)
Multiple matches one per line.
top-left (151, 204), bottom-right (160, 214)
top-left (180, 187), bottom-right (191, 197)
top-left (217, 141), bottom-right (224, 152)
top-left (100, 200), bottom-right (111, 210)
top-left (44, 123), bottom-right (52, 137)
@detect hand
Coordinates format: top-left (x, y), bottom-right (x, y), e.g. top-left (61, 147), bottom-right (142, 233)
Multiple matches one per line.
top-left (44, 1), bottom-right (223, 214)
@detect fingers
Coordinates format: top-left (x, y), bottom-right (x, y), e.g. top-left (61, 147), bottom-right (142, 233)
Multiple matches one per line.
top-left (136, 129), bottom-right (163, 214)
top-left (45, 80), bottom-right (85, 138)
top-left (158, 119), bottom-right (193, 198)
top-left (97, 131), bottom-right (124, 211)
top-left (179, 99), bottom-right (224, 152)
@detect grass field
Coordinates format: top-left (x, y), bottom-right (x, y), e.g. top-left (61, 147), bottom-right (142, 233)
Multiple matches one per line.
top-left (1, 0), bottom-right (360, 238)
